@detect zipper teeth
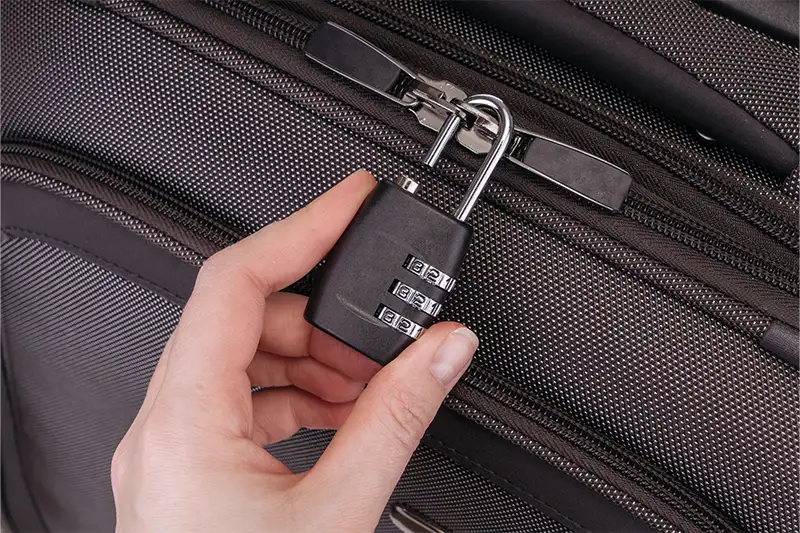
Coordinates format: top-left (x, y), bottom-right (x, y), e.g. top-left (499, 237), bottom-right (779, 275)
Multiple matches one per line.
top-left (461, 368), bottom-right (735, 532)
top-left (443, 396), bottom-right (683, 533)
top-left (329, 0), bottom-right (799, 252)
top-left (203, 0), bottom-right (312, 48)
top-left (2, 143), bottom-right (241, 248)
top-left (212, 0), bottom-right (797, 294)
top-left (189, 4), bottom-right (744, 523)
top-left (624, 193), bottom-right (798, 295)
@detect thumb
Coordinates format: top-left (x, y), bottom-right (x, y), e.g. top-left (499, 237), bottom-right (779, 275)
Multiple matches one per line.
top-left (302, 322), bottom-right (478, 527)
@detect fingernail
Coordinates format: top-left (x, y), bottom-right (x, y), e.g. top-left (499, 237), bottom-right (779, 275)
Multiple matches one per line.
top-left (429, 327), bottom-right (479, 387)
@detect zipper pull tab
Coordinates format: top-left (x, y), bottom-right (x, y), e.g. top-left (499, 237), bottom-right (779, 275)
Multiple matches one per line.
top-left (305, 21), bottom-right (420, 106)
top-left (305, 21), bottom-right (631, 212)
top-left (509, 129), bottom-right (632, 212)
top-left (452, 105), bottom-right (631, 212)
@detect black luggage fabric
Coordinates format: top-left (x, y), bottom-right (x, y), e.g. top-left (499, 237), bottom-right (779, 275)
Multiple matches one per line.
top-left (2, 1), bottom-right (797, 532)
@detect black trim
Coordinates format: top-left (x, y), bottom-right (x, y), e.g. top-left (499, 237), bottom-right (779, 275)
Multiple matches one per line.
top-left (1, 182), bottom-right (198, 305)
top-left (451, 0), bottom-right (798, 179)
top-left (425, 408), bottom-right (658, 533)
top-left (760, 320), bottom-right (800, 367)
top-left (1, 333), bottom-right (48, 533)
top-left (0, 181), bottom-right (655, 533)
top-left (698, 0), bottom-right (799, 46)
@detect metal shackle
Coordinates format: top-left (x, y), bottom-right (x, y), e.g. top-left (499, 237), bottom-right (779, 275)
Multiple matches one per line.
top-left (422, 94), bottom-right (514, 222)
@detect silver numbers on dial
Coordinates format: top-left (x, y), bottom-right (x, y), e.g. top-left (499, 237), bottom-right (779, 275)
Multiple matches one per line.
top-left (389, 280), bottom-right (442, 317)
top-left (375, 256), bottom-right (456, 339)
top-left (375, 305), bottom-right (425, 339)
top-left (403, 255), bottom-right (456, 292)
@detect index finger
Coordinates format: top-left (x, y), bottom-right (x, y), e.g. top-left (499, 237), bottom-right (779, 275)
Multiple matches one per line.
top-left (168, 170), bottom-right (376, 384)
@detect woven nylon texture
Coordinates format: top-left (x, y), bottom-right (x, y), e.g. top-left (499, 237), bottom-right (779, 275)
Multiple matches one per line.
top-left (1, 236), bottom-right (182, 531)
top-left (329, 0), bottom-right (797, 210)
top-left (568, 0), bottom-right (800, 147)
top-left (442, 397), bottom-right (680, 533)
top-left (2, 2), bottom-right (798, 531)
top-left (2, 165), bottom-right (206, 265)
top-left (268, 429), bottom-right (569, 533)
top-left (75, 0), bottom-right (782, 338)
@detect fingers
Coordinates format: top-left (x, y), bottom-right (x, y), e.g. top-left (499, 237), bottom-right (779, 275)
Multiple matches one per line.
top-left (259, 292), bottom-right (313, 358)
top-left (165, 171), bottom-right (376, 387)
top-left (251, 388), bottom-right (355, 446)
top-left (302, 323), bottom-right (478, 526)
top-left (247, 352), bottom-right (364, 403)
top-left (119, 333), bottom-right (177, 437)
top-left (309, 329), bottom-right (382, 383)
top-left (258, 292), bottom-right (382, 382)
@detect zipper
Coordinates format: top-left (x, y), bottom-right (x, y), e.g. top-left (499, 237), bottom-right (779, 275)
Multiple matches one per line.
top-left (327, 0), bottom-right (798, 251)
top-left (1, 141), bottom-right (242, 250)
top-left (454, 369), bottom-right (741, 533)
top-left (306, 20), bottom-right (632, 213)
top-left (203, 0), bottom-right (797, 295)
top-left (302, 20), bottom-right (797, 295)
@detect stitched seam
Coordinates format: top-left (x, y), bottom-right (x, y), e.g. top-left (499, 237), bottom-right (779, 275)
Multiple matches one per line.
top-left (4, 226), bottom-right (189, 303)
top-left (424, 434), bottom-right (587, 532)
top-left (2, 150), bottom-right (235, 254)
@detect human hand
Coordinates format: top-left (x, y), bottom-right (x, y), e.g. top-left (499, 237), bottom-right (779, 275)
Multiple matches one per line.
top-left (111, 170), bottom-right (479, 533)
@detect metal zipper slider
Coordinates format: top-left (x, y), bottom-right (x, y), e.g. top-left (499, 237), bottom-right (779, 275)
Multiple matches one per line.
top-left (443, 102), bottom-right (631, 211)
top-left (305, 22), bottom-right (462, 118)
top-left (305, 21), bottom-right (631, 212)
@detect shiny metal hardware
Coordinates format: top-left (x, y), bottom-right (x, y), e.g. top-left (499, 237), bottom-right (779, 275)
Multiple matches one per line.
top-left (422, 94), bottom-right (515, 221)
top-left (394, 175), bottom-right (420, 194)
top-left (375, 304), bottom-right (425, 339)
top-left (306, 21), bottom-right (631, 212)
top-left (407, 74), bottom-right (468, 131)
top-left (389, 280), bottom-right (442, 317)
top-left (408, 76), bottom-right (496, 155)
top-left (407, 78), bottom-right (630, 211)
top-left (403, 255), bottom-right (457, 291)
top-left (390, 505), bottom-right (448, 533)
top-left (422, 112), bottom-right (462, 167)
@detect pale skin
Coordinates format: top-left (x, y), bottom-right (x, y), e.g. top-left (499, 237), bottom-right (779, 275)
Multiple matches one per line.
top-left (111, 170), bottom-right (479, 532)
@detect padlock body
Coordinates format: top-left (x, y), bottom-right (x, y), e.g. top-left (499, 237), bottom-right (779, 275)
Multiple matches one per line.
top-left (305, 180), bottom-right (472, 365)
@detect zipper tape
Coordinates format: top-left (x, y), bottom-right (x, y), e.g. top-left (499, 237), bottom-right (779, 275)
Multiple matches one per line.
top-left (107, 0), bottom-right (799, 318)
top-left (305, 21), bottom-right (632, 212)
top-left (302, 19), bottom-right (797, 294)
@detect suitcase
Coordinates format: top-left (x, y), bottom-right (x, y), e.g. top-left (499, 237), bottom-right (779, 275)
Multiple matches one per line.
top-left (2, 1), bottom-right (797, 531)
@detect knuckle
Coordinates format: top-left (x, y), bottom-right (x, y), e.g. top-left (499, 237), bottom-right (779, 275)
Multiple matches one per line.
top-left (378, 382), bottom-right (430, 451)
top-left (132, 420), bottom-right (176, 471)
top-left (197, 252), bottom-right (228, 281)
top-left (197, 248), bottom-right (271, 295)
top-left (110, 441), bottom-right (128, 481)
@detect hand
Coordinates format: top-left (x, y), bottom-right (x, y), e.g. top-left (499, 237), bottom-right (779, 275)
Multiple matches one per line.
top-left (111, 170), bottom-right (479, 533)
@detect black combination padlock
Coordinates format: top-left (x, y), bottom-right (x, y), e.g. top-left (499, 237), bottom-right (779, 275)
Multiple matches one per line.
top-left (305, 95), bottom-right (514, 365)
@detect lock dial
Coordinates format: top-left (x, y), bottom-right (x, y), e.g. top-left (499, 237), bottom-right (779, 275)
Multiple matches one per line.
top-left (305, 96), bottom-right (513, 365)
